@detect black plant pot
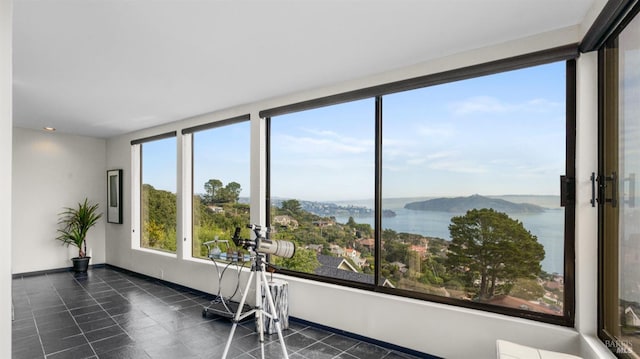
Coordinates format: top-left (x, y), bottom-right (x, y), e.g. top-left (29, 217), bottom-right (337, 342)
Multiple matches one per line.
top-left (71, 257), bottom-right (91, 273)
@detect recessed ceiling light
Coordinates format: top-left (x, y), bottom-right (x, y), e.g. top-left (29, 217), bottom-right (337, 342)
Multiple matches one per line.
top-left (43, 127), bottom-right (56, 132)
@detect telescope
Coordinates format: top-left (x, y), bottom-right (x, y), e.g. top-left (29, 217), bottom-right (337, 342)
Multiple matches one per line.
top-left (232, 224), bottom-right (295, 259)
top-left (222, 224), bottom-right (294, 358)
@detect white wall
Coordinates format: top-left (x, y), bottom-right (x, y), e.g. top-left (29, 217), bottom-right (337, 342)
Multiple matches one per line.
top-left (101, 25), bottom-right (622, 359)
top-left (12, 128), bottom-right (107, 274)
top-left (0, 0), bottom-right (11, 358)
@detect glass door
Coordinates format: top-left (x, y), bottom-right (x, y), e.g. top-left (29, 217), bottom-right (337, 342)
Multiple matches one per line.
top-left (601, 10), bottom-right (640, 357)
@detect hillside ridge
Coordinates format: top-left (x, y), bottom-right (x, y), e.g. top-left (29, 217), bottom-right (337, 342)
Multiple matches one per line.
top-left (404, 194), bottom-right (545, 213)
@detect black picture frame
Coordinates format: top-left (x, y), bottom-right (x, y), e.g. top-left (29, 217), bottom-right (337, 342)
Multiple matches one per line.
top-left (107, 169), bottom-right (123, 224)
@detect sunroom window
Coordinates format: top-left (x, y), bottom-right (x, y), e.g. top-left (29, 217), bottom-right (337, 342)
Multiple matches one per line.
top-left (133, 133), bottom-right (178, 253)
top-left (188, 116), bottom-right (251, 260)
top-left (265, 48), bottom-right (576, 325)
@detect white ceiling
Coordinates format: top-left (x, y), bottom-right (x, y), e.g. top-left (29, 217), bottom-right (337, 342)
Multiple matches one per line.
top-left (13, 0), bottom-right (601, 138)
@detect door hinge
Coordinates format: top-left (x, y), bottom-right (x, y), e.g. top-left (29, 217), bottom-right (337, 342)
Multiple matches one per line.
top-left (560, 175), bottom-right (575, 207)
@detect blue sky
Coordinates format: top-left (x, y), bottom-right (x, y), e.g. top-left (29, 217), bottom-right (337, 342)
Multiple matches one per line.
top-left (141, 122), bottom-right (252, 197)
top-left (271, 62), bottom-right (566, 201)
top-left (141, 137), bottom-right (177, 193)
top-left (193, 122), bottom-right (251, 197)
top-left (144, 62), bottom-right (566, 202)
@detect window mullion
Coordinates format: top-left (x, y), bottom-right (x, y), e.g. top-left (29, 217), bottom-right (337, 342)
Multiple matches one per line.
top-left (375, 96), bottom-right (383, 288)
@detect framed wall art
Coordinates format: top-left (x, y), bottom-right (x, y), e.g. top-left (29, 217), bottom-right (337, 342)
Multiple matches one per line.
top-left (107, 169), bottom-right (123, 224)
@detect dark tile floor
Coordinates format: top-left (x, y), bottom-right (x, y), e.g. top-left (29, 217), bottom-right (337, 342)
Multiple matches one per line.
top-left (12, 266), bottom-right (428, 359)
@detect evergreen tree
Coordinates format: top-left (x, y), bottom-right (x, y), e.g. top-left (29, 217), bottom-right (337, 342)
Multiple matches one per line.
top-left (221, 181), bottom-right (242, 203)
top-left (281, 199), bottom-right (302, 216)
top-left (203, 179), bottom-right (242, 204)
top-left (445, 208), bottom-right (545, 300)
top-left (203, 179), bottom-right (222, 205)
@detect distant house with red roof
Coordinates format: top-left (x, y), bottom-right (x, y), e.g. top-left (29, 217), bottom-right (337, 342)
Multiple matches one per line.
top-left (409, 244), bottom-right (428, 258)
top-left (357, 238), bottom-right (375, 251)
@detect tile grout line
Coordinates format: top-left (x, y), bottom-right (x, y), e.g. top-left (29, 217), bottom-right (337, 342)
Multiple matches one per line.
top-left (46, 271), bottom-right (100, 359)
top-left (20, 275), bottom-right (48, 359)
top-left (69, 270), bottom-right (139, 355)
top-left (41, 270), bottom-right (142, 358)
top-left (16, 268), bottom-right (426, 359)
top-left (73, 269), bottom-right (201, 357)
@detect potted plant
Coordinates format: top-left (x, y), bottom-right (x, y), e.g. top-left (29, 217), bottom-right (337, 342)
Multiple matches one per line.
top-left (56, 198), bottom-right (103, 272)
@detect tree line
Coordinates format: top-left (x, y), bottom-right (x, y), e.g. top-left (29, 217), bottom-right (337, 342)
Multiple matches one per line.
top-left (270, 201), bottom-right (547, 305)
top-left (143, 180), bottom-right (550, 306)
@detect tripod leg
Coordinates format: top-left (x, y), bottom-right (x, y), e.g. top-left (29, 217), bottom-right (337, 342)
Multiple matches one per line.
top-left (259, 270), bottom-right (289, 359)
top-left (254, 266), bottom-right (266, 359)
top-left (255, 264), bottom-right (264, 344)
top-left (222, 270), bottom-right (255, 359)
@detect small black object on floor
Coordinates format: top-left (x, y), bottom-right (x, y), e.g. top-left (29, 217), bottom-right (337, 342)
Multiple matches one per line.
top-left (202, 299), bottom-right (252, 322)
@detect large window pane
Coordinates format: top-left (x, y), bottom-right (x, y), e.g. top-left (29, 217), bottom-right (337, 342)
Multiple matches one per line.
top-left (141, 136), bottom-right (177, 253)
top-left (381, 62), bottom-right (567, 315)
top-left (192, 121), bottom-right (251, 259)
top-left (265, 53), bottom-right (573, 324)
top-left (601, 10), bottom-right (640, 356)
top-left (269, 99), bottom-right (376, 284)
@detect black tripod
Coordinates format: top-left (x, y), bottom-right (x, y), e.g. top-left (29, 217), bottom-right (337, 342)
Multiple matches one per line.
top-left (221, 249), bottom-right (289, 359)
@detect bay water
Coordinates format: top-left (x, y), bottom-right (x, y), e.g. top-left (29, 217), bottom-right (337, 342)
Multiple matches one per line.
top-left (334, 206), bottom-right (564, 275)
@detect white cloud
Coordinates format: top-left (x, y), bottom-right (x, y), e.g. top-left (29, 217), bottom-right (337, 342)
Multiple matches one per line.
top-left (427, 151), bottom-right (455, 160)
top-left (416, 124), bottom-right (454, 138)
top-left (275, 132), bottom-right (372, 155)
top-left (406, 158), bottom-right (426, 165)
top-left (450, 96), bottom-right (562, 116)
top-left (428, 159), bottom-right (487, 174)
top-left (526, 98), bottom-right (563, 109)
top-left (387, 150), bottom-right (487, 174)
top-left (450, 96), bottom-right (510, 115)
top-left (405, 151), bottom-right (455, 165)
top-left (300, 127), bottom-right (372, 147)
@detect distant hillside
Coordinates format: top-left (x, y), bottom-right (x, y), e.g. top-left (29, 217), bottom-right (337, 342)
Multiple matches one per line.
top-left (404, 194), bottom-right (545, 213)
top-left (334, 195), bottom-right (560, 210)
top-left (487, 195), bottom-right (560, 209)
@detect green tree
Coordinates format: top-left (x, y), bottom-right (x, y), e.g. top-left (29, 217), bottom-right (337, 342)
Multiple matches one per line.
top-left (203, 179), bottom-right (223, 205)
top-left (203, 179), bottom-right (243, 204)
top-left (222, 181), bottom-right (242, 203)
top-left (353, 223), bottom-right (373, 238)
top-left (445, 208), bottom-right (545, 300)
top-left (142, 184), bottom-right (177, 252)
top-left (510, 278), bottom-right (545, 300)
top-left (272, 243), bottom-right (320, 273)
top-left (281, 199), bottom-right (302, 215)
top-left (142, 184), bottom-right (176, 229)
top-left (143, 220), bottom-right (166, 248)
top-left (384, 240), bottom-right (409, 263)
top-left (382, 228), bottom-right (398, 241)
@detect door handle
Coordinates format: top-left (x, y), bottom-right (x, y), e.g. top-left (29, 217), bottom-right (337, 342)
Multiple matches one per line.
top-left (591, 172), bottom-right (618, 207)
top-left (624, 173), bottom-right (635, 208)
